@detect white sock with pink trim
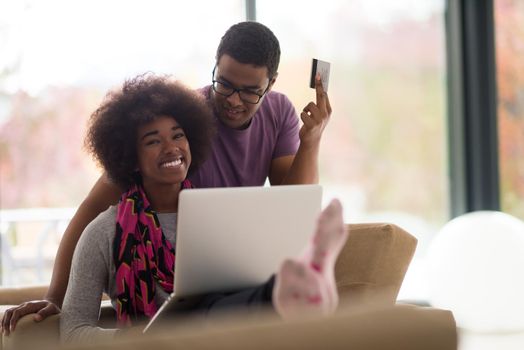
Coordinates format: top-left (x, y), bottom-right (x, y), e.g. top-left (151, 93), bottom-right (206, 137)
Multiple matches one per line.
top-left (273, 199), bottom-right (348, 320)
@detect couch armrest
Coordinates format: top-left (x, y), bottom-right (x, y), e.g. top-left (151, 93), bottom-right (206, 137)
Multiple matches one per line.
top-left (335, 223), bottom-right (417, 305)
top-left (1, 302), bottom-right (115, 350)
top-left (0, 286), bottom-right (48, 350)
top-left (0, 285), bottom-right (48, 305)
top-left (2, 313), bottom-right (59, 350)
top-left (0, 290), bottom-right (115, 350)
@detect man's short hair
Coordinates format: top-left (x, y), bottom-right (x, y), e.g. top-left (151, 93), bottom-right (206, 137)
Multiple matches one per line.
top-left (216, 21), bottom-right (280, 79)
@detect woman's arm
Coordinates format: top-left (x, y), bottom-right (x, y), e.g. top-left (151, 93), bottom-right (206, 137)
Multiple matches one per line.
top-left (60, 207), bottom-right (117, 344)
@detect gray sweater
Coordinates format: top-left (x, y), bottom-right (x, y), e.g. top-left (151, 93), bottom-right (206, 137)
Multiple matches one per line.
top-left (60, 206), bottom-right (177, 344)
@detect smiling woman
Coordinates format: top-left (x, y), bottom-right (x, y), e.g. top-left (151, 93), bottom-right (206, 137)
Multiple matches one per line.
top-left (62, 75), bottom-right (215, 333)
top-left (136, 117), bottom-right (192, 213)
top-left (85, 74), bottom-right (215, 191)
top-left (139, 118), bottom-right (191, 180)
top-left (46, 73), bottom-right (349, 343)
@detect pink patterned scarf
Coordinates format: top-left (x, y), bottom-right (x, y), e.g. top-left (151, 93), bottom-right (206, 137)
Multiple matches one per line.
top-left (113, 179), bottom-right (192, 326)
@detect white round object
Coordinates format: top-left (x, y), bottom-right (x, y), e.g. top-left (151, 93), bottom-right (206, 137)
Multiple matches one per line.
top-left (426, 211), bottom-right (524, 332)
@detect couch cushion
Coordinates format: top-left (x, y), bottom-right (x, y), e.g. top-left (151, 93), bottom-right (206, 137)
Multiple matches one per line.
top-left (336, 223), bottom-right (417, 306)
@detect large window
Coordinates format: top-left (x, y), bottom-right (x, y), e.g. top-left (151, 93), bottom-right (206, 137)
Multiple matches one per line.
top-left (258, 0), bottom-right (448, 300)
top-left (495, 0), bottom-right (524, 219)
top-left (1, 1), bottom-right (450, 301)
top-left (0, 0), bottom-right (244, 285)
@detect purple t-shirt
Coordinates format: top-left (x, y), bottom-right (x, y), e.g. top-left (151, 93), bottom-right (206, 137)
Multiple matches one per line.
top-left (188, 86), bottom-right (300, 188)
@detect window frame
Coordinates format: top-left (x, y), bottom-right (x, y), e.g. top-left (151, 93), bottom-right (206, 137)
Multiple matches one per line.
top-left (445, 0), bottom-right (500, 216)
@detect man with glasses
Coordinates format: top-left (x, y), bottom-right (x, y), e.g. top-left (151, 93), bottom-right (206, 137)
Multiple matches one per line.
top-left (1, 21), bottom-right (332, 332)
top-left (190, 21), bottom-right (331, 188)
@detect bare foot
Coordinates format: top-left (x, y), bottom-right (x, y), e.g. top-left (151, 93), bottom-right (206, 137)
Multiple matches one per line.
top-left (273, 199), bottom-right (348, 320)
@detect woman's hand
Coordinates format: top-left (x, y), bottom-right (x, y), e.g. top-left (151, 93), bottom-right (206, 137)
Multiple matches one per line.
top-left (1, 300), bottom-right (61, 336)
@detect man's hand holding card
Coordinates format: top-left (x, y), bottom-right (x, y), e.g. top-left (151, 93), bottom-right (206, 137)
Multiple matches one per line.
top-left (299, 59), bottom-right (332, 147)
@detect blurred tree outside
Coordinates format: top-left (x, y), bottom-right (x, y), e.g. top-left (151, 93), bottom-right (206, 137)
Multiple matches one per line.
top-left (0, 0), bottom-right (242, 210)
top-left (266, 2), bottom-right (447, 226)
top-left (495, 0), bottom-right (524, 219)
top-left (0, 0), bottom-right (244, 286)
top-left (0, 87), bottom-right (102, 208)
top-left (0, 2), bottom-right (102, 209)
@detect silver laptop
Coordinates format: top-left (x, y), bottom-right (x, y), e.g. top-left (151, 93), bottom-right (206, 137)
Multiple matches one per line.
top-left (143, 184), bottom-right (322, 332)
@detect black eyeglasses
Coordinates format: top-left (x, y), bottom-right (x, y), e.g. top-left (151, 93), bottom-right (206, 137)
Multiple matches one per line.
top-left (211, 66), bottom-right (270, 104)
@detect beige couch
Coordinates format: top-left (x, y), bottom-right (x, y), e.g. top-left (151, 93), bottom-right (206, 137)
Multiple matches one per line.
top-left (0, 223), bottom-right (458, 350)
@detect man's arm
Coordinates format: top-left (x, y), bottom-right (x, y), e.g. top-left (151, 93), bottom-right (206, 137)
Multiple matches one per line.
top-left (1, 174), bottom-right (121, 335)
top-left (269, 150), bottom-right (317, 185)
top-left (269, 74), bottom-right (331, 185)
top-left (47, 174), bottom-right (121, 306)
